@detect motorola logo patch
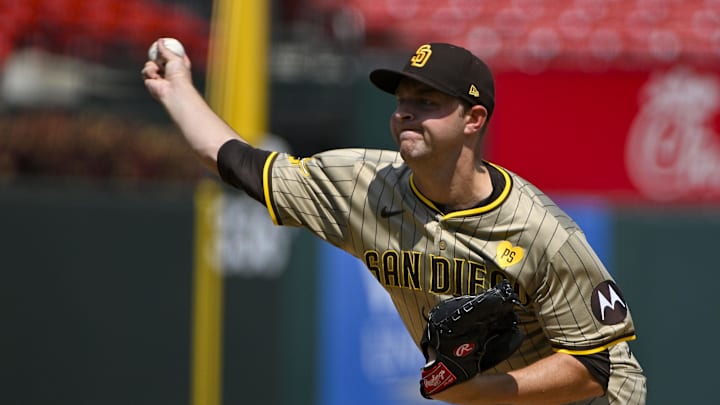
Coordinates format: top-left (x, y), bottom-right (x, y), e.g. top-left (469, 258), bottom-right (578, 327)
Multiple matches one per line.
top-left (591, 280), bottom-right (628, 325)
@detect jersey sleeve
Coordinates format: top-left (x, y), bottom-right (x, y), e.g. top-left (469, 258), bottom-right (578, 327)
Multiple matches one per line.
top-left (263, 148), bottom-right (403, 251)
top-left (216, 139), bottom-right (272, 203)
top-left (535, 231), bottom-right (637, 354)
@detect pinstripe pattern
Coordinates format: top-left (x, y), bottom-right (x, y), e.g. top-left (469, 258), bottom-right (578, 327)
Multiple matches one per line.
top-left (265, 148), bottom-right (646, 404)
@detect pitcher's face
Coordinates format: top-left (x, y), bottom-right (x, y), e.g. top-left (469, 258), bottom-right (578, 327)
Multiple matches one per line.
top-left (391, 78), bottom-right (469, 164)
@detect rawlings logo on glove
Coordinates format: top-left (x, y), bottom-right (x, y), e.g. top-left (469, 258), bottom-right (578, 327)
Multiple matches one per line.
top-left (419, 279), bottom-right (524, 398)
top-left (454, 343), bottom-right (474, 357)
top-left (421, 362), bottom-right (456, 394)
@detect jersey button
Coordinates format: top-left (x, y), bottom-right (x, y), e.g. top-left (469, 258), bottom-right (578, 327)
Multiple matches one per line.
top-left (439, 240), bottom-right (447, 250)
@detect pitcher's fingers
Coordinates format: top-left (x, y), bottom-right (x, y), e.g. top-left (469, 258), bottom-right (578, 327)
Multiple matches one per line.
top-left (141, 61), bottom-right (161, 79)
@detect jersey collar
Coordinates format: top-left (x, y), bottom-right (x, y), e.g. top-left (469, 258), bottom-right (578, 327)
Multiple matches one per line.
top-left (409, 161), bottom-right (512, 219)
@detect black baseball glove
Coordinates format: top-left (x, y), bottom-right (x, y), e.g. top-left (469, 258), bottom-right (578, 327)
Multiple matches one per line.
top-left (419, 279), bottom-right (524, 398)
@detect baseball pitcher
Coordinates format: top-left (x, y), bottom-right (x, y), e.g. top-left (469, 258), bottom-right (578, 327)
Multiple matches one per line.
top-left (143, 40), bottom-right (647, 404)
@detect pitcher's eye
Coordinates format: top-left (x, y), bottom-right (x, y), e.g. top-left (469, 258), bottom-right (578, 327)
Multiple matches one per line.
top-left (419, 98), bottom-right (435, 106)
top-left (395, 97), bottom-right (436, 109)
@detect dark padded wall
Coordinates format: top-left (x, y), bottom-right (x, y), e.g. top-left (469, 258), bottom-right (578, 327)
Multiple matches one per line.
top-left (612, 207), bottom-right (720, 405)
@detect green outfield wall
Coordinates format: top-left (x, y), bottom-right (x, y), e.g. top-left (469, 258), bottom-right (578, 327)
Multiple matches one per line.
top-left (0, 180), bottom-right (317, 405)
top-left (612, 207), bottom-right (720, 405)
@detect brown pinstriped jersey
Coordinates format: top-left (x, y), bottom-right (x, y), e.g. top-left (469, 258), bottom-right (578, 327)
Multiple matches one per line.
top-left (261, 148), bottom-right (646, 404)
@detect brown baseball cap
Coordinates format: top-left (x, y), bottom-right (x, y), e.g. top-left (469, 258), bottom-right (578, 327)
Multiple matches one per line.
top-left (370, 43), bottom-right (495, 117)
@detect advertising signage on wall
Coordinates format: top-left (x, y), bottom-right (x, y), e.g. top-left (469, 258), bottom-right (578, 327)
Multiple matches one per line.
top-left (487, 67), bottom-right (720, 203)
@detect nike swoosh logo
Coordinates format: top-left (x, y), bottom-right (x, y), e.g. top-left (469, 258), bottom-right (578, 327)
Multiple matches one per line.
top-left (380, 206), bottom-right (404, 218)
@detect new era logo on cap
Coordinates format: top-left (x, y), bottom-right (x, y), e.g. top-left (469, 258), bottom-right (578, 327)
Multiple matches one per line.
top-left (369, 43), bottom-right (496, 117)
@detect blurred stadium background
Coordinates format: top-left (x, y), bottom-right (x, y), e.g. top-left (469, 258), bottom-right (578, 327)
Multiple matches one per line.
top-left (1, 0), bottom-right (719, 404)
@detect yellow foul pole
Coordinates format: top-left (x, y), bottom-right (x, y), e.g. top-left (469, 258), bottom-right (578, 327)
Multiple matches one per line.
top-left (192, 1), bottom-right (270, 405)
top-left (206, 0), bottom-right (269, 143)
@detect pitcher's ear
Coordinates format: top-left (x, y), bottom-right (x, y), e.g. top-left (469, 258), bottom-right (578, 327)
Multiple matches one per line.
top-left (465, 104), bottom-right (488, 134)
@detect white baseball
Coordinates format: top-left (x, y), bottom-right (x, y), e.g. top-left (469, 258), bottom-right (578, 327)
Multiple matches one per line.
top-left (148, 38), bottom-right (186, 61)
